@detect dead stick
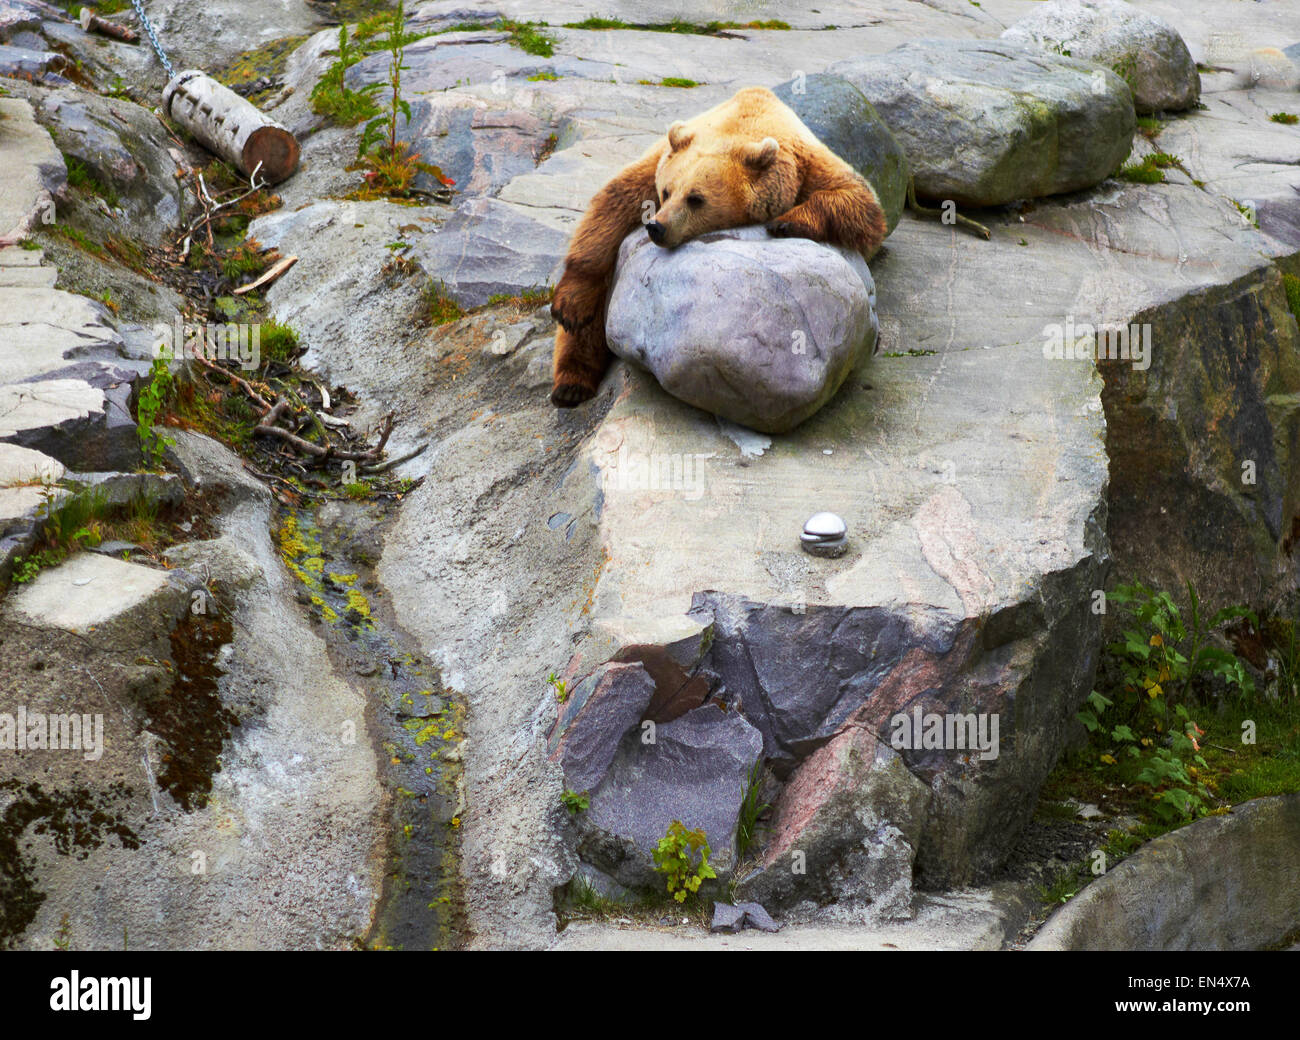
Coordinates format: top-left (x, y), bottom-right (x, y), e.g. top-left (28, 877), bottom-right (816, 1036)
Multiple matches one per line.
top-left (360, 443), bottom-right (427, 474)
top-left (192, 354), bottom-right (272, 412)
top-left (906, 176), bottom-right (991, 240)
top-left (80, 7), bottom-right (139, 42)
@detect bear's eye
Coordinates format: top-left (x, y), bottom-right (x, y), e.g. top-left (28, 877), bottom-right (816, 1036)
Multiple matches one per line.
top-left (661, 188), bottom-right (672, 202)
top-left (686, 194), bottom-right (705, 209)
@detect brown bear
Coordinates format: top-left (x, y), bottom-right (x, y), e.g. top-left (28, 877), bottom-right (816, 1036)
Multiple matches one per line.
top-left (549, 85), bottom-right (889, 407)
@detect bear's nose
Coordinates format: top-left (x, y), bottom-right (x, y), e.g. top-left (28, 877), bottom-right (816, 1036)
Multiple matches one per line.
top-left (646, 221), bottom-right (666, 245)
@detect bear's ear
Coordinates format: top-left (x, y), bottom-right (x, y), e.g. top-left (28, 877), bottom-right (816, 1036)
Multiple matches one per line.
top-left (667, 120), bottom-right (693, 152)
top-left (741, 137), bottom-right (780, 170)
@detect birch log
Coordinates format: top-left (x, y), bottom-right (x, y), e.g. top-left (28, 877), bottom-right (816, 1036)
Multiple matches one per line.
top-left (162, 70), bottom-right (300, 184)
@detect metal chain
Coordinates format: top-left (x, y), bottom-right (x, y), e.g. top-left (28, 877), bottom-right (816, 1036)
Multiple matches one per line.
top-left (128, 0), bottom-right (176, 81)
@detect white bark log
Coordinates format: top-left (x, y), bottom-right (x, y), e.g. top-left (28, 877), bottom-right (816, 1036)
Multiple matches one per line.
top-left (162, 70), bottom-right (299, 184)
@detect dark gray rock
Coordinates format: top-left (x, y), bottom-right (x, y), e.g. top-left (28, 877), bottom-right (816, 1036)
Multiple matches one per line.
top-left (0, 0), bottom-right (62, 38)
top-left (1002, 0), bottom-right (1200, 113)
top-left (72, 470), bottom-right (185, 510)
top-left (736, 900), bottom-right (779, 932)
top-left (413, 196), bottom-right (566, 307)
top-left (710, 901), bottom-right (745, 933)
top-left (772, 73), bottom-right (909, 235)
top-left (546, 660), bottom-right (656, 795)
top-left (0, 42), bottom-right (67, 84)
top-left (580, 703), bottom-right (763, 889)
top-left (402, 100), bottom-right (547, 198)
top-left (605, 225), bottom-right (878, 434)
top-left (33, 88), bottom-right (183, 241)
top-left (692, 594), bottom-right (960, 773)
top-left (829, 39), bottom-right (1135, 207)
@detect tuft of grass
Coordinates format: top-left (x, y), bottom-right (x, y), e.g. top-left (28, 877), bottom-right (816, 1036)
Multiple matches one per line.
top-left (527, 71), bottom-right (559, 81)
top-left (639, 77), bottom-right (699, 88)
top-left (343, 481), bottom-right (371, 500)
top-left (486, 286), bottom-right (553, 308)
top-left (495, 19), bottom-right (555, 56)
top-left (564, 17), bottom-right (789, 34)
top-left (1116, 151), bottom-right (1181, 184)
top-left (1283, 272), bottom-right (1300, 327)
top-left (64, 155), bottom-right (119, 208)
top-left (423, 280), bottom-right (464, 325)
top-left (735, 761), bottom-right (770, 861)
top-left (259, 320), bottom-right (301, 365)
top-left (1269, 112), bottom-right (1299, 125)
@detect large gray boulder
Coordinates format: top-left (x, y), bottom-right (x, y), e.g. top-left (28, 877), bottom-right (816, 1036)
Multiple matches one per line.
top-left (1002, 0), bottom-right (1200, 114)
top-left (829, 39), bottom-right (1135, 207)
top-left (771, 73), bottom-right (909, 236)
top-left (1030, 794), bottom-right (1300, 950)
top-left (605, 225), bottom-right (879, 434)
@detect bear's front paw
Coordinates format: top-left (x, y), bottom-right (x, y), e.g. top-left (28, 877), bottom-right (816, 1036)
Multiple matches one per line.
top-left (551, 380), bottom-right (598, 408)
top-left (766, 218), bottom-right (818, 241)
top-left (551, 275), bottom-right (604, 332)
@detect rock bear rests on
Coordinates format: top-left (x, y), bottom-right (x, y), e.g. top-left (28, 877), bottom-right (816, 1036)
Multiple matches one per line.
top-left (549, 86), bottom-right (889, 407)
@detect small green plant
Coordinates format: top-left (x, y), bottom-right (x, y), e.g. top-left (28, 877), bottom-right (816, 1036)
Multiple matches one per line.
top-left (639, 77), bottom-right (699, 88)
top-left (19, 239), bottom-right (41, 251)
top-left (351, 4), bottom-right (454, 200)
top-left (1232, 198), bottom-right (1259, 227)
top-left (561, 789), bottom-right (589, 813)
top-left (735, 760), bottom-right (770, 860)
top-left (527, 71), bottom-right (559, 81)
top-left (343, 481), bottom-right (370, 500)
top-left (53, 913), bottom-right (72, 951)
top-left (499, 20), bottom-right (554, 56)
top-left (310, 23), bottom-right (382, 125)
top-left (423, 280), bottom-right (464, 325)
top-left (10, 548), bottom-right (63, 584)
top-left (137, 348), bottom-right (177, 469)
top-left (653, 820), bottom-right (716, 903)
top-left (546, 671), bottom-right (568, 703)
top-left (1135, 114), bottom-right (1163, 137)
top-left (1076, 581), bottom-right (1256, 821)
top-left (1269, 112), bottom-right (1299, 125)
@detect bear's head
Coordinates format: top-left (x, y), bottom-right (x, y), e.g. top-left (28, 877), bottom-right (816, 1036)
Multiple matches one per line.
top-left (647, 121), bottom-right (798, 248)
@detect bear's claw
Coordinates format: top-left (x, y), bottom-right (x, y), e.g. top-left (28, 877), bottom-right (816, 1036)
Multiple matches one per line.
top-left (766, 219), bottom-right (817, 240)
top-left (551, 382), bottom-right (597, 408)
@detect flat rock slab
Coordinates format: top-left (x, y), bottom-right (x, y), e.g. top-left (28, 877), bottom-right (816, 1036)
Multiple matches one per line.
top-left (829, 39), bottom-right (1135, 207)
top-left (0, 96), bottom-right (64, 240)
top-left (1003, 0), bottom-right (1200, 113)
top-left (606, 226), bottom-right (879, 434)
top-left (0, 440), bottom-right (62, 524)
top-left (0, 378), bottom-right (105, 439)
top-left (5, 552), bottom-right (175, 633)
top-left (0, 264), bottom-right (55, 287)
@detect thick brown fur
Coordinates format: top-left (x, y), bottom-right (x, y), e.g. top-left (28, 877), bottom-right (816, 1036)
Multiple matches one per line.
top-left (550, 87), bottom-right (888, 407)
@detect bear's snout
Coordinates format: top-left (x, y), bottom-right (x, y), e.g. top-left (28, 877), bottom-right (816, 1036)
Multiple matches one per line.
top-left (646, 221), bottom-right (667, 245)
